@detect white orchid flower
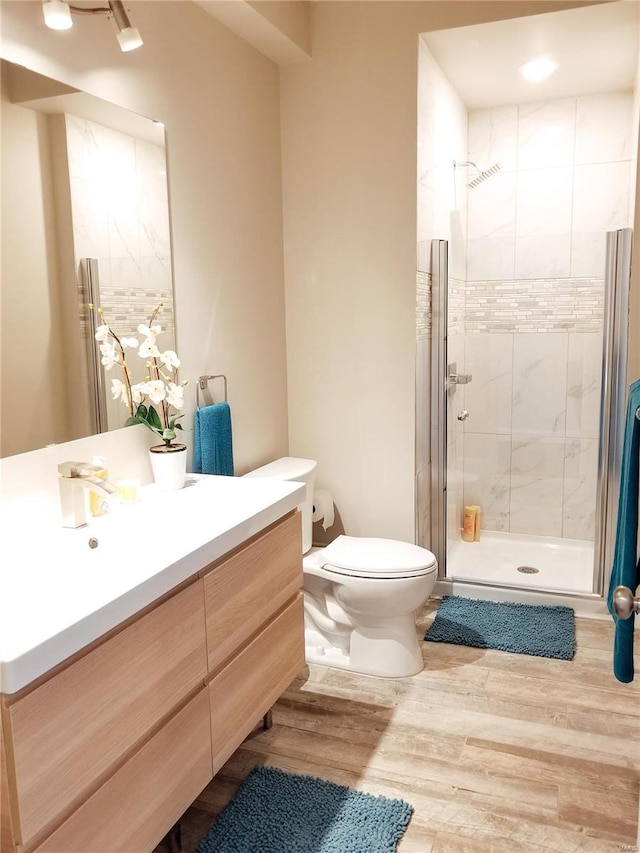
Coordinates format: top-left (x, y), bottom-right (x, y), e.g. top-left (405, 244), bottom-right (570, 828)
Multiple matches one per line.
top-left (166, 382), bottom-right (184, 409)
top-left (138, 339), bottom-right (161, 358)
top-left (121, 337), bottom-right (139, 349)
top-left (159, 349), bottom-right (180, 370)
top-left (144, 380), bottom-right (166, 404)
top-left (95, 324), bottom-right (111, 342)
top-left (100, 342), bottom-right (119, 370)
top-left (111, 378), bottom-right (129, 404)
top-left (137, 323), bottom-right (161, 339)
top-left (130, 382), bottom-right (147, 404)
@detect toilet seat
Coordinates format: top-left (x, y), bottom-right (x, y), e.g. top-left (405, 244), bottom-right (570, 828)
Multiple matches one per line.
top-left (315, 535), bottom-right (437, 579)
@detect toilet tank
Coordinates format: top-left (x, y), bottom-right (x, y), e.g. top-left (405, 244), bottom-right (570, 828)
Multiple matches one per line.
top-left (243, 457), bottom-right (317, 554)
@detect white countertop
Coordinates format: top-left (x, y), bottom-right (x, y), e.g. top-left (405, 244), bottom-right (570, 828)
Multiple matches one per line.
top-left (0, 474), bottom-right (305, 694)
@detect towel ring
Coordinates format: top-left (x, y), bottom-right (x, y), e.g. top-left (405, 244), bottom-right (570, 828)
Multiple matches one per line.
top-left (196, 374), bottom-right (227, 409)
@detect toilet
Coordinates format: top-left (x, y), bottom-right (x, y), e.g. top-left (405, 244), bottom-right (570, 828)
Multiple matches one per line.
top-left (244, 457), bottom-right (437, 678)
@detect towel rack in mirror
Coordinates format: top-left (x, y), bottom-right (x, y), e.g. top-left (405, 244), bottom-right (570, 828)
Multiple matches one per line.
top-left (196, 374), bottom-right (227, 409)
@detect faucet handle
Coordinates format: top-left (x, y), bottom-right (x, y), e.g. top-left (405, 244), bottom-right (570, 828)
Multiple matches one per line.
top-left (58, 461), bottom-right (104, 478)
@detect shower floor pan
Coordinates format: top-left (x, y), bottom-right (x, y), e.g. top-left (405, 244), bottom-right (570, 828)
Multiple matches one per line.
top-left (447, 530), bottom-right (594, 595)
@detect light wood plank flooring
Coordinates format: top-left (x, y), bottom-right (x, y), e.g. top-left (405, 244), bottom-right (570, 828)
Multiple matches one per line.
top-left (180, 601), bottom-right (640, 851)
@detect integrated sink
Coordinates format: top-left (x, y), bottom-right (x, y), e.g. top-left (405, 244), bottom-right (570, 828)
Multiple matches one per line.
top-left (0, 473), bottom-right (306, 693)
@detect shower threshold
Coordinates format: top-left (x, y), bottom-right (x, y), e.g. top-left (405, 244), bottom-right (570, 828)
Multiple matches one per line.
top-left (446, 530), bottom-right (594, 595)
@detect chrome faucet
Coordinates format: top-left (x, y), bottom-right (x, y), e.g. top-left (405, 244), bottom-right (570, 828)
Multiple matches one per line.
top-left (58, 461), bottom-right (119, 529)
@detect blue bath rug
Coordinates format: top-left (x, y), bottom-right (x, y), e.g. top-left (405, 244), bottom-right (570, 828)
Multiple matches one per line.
top-left (195, 765), bottom-right (413, 853)
top-left (424, 595), bottom-right (575, 660)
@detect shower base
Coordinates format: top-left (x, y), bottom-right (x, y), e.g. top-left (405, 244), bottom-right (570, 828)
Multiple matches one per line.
top-left (447, 530), bottom-right (594, 595)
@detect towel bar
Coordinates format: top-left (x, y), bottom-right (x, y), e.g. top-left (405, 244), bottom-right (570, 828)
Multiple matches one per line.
top-left (196, 374), bottom-right (227, 409)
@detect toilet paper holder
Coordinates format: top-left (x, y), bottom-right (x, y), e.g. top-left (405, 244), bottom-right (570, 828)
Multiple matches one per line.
top-left (312, 489), bottom-right (335, 531)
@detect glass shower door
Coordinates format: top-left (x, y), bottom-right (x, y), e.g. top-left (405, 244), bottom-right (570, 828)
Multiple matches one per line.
top-left (430, 229), bottom-right (633, 597)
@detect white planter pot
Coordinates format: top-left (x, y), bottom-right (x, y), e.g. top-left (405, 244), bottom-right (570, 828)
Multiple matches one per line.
top-left (149, 443), bottom-right (187, 491)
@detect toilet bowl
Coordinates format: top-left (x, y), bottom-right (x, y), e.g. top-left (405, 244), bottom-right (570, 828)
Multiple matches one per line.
top-left (244, 457), bottom-right (438, 678)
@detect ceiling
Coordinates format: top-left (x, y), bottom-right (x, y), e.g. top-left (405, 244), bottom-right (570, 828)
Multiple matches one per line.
top-left (422, 1), bottom-right (640, 109)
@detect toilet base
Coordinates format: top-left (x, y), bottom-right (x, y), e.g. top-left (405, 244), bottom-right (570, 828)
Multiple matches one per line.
top-left (304, 615), bottom-right (424, 678)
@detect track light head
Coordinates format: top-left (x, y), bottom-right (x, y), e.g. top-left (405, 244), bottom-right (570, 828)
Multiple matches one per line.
top-left (42, 0), bottom-right (73, 30)
top-left (42, 0), bottom-right (143, 52)
top-left (109, 1), bottom-right (143, 51)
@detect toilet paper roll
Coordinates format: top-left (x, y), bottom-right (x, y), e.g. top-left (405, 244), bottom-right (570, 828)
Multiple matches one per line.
top-left (312, 489), bottom-right (335, 531)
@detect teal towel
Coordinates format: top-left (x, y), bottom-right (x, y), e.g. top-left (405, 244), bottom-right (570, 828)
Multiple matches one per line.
top-left (607, 378), bottom-right (640, 683)
top-left (193, 402), bottom-right (234, 476)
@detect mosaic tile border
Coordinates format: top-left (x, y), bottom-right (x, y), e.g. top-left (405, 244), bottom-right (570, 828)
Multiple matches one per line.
top-left (449, 277), bottom-right (465, 337)
top-left (465, 277), bottom-right (603, 333)
top-left (416, 271), bottom-right (431, 340)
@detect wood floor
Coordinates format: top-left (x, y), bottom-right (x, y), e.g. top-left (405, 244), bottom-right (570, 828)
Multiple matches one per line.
top-left (179, 601), bottom-right (640, 852)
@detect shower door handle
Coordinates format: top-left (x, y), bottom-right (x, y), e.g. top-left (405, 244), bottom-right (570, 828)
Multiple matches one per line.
top-left (612, 586), bottom-right (640, 619)
top-left (449, 373), bottom-right (472, 385)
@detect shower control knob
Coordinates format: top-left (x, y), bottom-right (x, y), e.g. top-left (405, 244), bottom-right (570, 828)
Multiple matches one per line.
top-left (457, 410), bottom-right (470, 422)
top-left (612, 586), bottom-right (640, 620)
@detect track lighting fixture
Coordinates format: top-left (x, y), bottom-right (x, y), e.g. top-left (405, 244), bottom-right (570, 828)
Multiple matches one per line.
top-left (42, 0), bottom-right (143, 52)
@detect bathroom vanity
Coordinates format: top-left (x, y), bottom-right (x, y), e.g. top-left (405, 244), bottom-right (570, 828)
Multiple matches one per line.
top-left (0, 473), bottom-right (306, 853)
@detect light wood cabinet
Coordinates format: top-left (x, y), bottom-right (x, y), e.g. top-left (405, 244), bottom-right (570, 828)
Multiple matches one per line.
top-left (210, 595), bottom-right (304, 774)
top-left (33, 690), bottom-right (213, 853)
top-left (204, 510), bottom-right (302, 673)
top-left (1, 510), bottom-right (304, 853)
top-left (4, 581), bottom-right (207, 847)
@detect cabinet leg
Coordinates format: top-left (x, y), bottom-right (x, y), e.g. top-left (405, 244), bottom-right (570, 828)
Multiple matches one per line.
top-left (161, 819), bottom-right (182, 853)
top-left (263, 709), bottom-right (273, 730)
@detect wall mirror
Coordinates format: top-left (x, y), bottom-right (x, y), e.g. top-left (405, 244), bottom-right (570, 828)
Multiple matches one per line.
top-left (0, 59), bottom-right (176, 457)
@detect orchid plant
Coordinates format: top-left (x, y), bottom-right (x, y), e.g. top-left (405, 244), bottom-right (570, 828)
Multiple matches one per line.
top-left (91, 303), bottom-right (186, 445)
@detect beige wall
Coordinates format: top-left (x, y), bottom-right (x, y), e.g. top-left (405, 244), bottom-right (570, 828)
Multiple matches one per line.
top-left (280, 0), bottom-right (638, 543)
top-left (0, 0), bottom-right (289, 471)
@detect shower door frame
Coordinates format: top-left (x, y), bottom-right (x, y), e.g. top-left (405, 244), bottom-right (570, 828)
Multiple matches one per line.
top-left (80, 257), bottom-right (109, 435)
top-left (429, 229), bottom-right (633, 597)
top-left (593, 228), bottom-right (633, 596)
top-left (430, 239), bottom-right (448, 579)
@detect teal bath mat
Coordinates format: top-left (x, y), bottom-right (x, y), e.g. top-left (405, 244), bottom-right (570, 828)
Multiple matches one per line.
top-left (424, 595), bottom-right (576, 660)
top-left (195, 765), bottom-right (413, 853)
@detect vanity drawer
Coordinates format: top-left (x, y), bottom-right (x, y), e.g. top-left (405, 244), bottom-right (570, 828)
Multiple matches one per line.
top-left (209, 594), bottom-right (305, 774)
top-left (203, 511), bottom-right (302, 673)
top-left (33, 689), bottom-right (212, 853)
top-left (5, 580), bottom-right (207, 847)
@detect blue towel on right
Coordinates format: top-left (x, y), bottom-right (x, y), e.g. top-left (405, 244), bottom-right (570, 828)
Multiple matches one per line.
top-left (607, 378), bottom-right (640, 683)
top-left (193, 402), bottom-right (234, 477)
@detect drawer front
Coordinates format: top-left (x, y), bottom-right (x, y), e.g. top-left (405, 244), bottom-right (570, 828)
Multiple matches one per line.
top-left (209, 594), bottom-right (305, 775)
top-left (34, 689), bottom-right (212, 853)
top-left (8, 580), bottom-right (207, 846)
top-left (204, 511), bottom-right (302, 673)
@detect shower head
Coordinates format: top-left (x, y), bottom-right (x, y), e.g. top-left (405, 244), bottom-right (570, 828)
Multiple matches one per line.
top-left (453, 159), bottom-right (502, 188)
top-left (466, 162), bottom-right (502, 189)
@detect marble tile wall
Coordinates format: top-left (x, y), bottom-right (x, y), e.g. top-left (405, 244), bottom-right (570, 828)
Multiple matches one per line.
top-left (463, 330), bottom-right (603, 539)
top-left (467, 93), bottom-right (634, 283)
top-left (461, 91), bottom-right (633, 543)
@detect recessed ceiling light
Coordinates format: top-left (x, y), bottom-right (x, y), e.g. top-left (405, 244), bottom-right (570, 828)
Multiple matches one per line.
top-left (518, 57), bottom-right (558, 82)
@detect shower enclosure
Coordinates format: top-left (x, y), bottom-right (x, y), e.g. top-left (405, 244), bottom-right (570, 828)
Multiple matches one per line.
top-left (429, 228), bottom-right (632, 598)
top-left (416, 16), bottom-right (638, 602)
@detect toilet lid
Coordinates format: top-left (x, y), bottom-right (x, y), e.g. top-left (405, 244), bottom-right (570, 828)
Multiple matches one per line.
top-left (319, 535), bottom-right (437, 579)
